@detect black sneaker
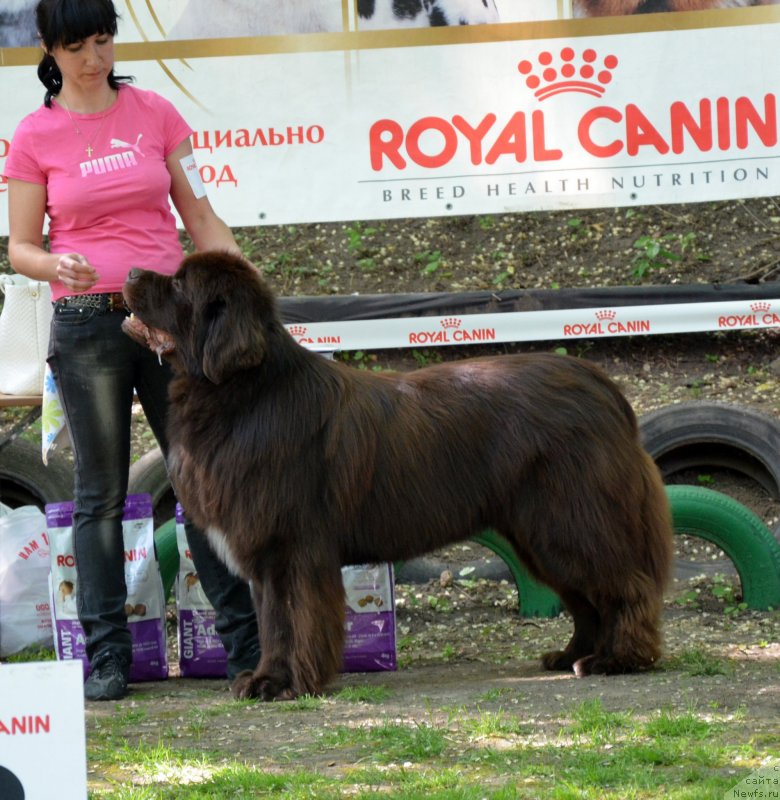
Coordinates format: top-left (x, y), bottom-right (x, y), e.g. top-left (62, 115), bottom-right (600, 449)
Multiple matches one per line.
top-left (84, 653), bottom-right (129, 701)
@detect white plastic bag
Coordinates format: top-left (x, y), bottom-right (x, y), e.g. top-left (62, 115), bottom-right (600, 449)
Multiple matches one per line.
top-left (0, 505), bottom-right (54, 656)
top-left (0, 275), bottom-right (53, 396)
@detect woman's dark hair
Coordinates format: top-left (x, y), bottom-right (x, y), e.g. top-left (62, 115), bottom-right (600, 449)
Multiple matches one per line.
top-left (36, 0), bottom-right (134, 107)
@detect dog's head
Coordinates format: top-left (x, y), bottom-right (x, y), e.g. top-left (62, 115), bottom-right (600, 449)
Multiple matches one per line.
top-left (122, 251), bottom-right (279, 384)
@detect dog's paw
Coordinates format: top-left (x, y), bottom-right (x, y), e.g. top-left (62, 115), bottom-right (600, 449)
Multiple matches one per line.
top-left (541, 649), bottom-right (578, 671)
top-left (229, 669), bottom-right (298, 702)
top-left (230, 670), bottom-right (260, 700)
top-left (573, 654), bottom-right (645, 676)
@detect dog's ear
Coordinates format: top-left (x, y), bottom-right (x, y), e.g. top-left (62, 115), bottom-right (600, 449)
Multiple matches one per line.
top-left (201, 298), bottom-right (267, 384)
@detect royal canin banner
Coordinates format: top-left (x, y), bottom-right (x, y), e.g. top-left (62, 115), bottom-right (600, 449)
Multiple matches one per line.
top-left (1, 1), bottom-right (779, 235)
top-left (281, 295), bottom-right (780, 352)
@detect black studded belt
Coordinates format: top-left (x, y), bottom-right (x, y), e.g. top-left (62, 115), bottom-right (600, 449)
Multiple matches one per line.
top-left (55, 292), bottom-right (128, 313)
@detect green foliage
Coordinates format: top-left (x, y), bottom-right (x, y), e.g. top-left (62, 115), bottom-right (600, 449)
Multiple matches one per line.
top-left (566, 216), bottom-right (594, 241)
top-left (346, 222), bottom-right (378, 251)
top-left (4, 645), bottom-right (56, 663)
top-left (570, 699), bottom-right (631, 743)
top-left (665, 647), bottom-right (734, 676)
top-left (411, 349), bottom-right (443, 367)
top-left (333, 685), bottom-right (394, 704)
top-left (630, 231), bottom-right (708, 279)
top-left (631, 233), bottom-right (683, 278)
top-left (336, 350), bottom-right (383, 371)
top-left (416, 249), bottom-right (443, 276)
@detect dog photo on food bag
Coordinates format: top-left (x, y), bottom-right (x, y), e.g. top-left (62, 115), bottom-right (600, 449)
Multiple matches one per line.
top-left (122, 251), bottom-right (673, 701)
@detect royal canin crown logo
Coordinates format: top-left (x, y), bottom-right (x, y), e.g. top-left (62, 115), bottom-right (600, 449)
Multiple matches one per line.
top-left (595, 309), bottom-right (617, 321)
top-left (288, 325), bottom-right (308, 337)
top-left (440, 317), bottom-right (462, 330)
top-left (518, 48), bottom-right (618, 101)
top-left (750, 301), bottom-right (771, 313)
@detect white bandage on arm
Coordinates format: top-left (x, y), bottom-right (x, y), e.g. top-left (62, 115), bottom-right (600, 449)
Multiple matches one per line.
top-left (179, 153), bottom-right (207, 199)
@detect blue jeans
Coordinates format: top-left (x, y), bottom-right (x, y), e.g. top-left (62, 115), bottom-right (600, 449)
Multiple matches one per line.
top-left (48, 302), bottom-right (260, 678)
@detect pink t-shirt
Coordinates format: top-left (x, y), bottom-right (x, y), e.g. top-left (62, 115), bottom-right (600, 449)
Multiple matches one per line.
top-left (4, 85), bottom-right (192, 301)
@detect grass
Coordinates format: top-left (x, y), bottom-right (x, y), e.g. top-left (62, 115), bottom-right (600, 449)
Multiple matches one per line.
top-left (665, 647), bottom-right (735, 677)
top-left (83, 693), bottom-right (774, 799)
top-left (9, 571), bottom-right (778, 799)
top-left (8, 643), bottom-right (777, 799)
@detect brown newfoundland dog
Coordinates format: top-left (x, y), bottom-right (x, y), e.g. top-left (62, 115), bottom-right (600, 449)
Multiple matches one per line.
top-left (123, 251), bottom-right (673, 701)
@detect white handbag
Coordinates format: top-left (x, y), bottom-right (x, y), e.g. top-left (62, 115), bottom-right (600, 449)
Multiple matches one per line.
top-left (0, 275), bottom-right (53, 396)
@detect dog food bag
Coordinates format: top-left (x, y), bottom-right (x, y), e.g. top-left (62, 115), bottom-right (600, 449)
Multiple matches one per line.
top-left (174, 504), bottom-right (228, 677)
top-left (46, 494), bottom-right (169, 682)
top-left (341, 563), bottom-right (397, 672)
top-left (0, 506), bottom-right (54, 656)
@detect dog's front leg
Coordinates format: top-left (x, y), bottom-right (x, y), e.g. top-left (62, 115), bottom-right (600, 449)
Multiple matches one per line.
top-left (230, 553), bottom-right (347, 701)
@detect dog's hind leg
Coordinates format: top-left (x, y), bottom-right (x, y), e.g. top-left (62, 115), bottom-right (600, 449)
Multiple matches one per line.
top-left (573, 575), bottom-right (665, 675)
top-left (574, 459), bottom-right (672, 675)
top-left (231, 552), bottom-right (346, 701)
top-left (540, 588), bottom-right (600, 672)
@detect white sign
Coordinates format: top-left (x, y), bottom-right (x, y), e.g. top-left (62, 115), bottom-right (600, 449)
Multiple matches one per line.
top-left (0, 661), bottom-right (87, 800)
top-left (1, 3), bottom-right (779, 233)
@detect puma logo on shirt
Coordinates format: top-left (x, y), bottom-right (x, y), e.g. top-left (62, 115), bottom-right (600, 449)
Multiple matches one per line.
top-left (79, 149), bottom-right (139, 177)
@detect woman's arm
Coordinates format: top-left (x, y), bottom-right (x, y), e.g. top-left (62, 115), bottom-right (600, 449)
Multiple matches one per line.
top-left (167, 139), bottom-right (242, 256)
top-left (7, 178), bottom-right (99, 291)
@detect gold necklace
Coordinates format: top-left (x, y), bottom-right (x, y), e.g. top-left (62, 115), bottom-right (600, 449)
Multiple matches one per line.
top-left (59, 95), bottom-right (112, 158)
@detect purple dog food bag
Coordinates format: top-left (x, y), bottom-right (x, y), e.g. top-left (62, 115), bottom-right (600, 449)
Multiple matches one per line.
top-left (46, 493), bottom-right (169, 682)
top-left (174, 504), bottom-right (228, 678)
top-left (342, 563), bottom-right (397, 673)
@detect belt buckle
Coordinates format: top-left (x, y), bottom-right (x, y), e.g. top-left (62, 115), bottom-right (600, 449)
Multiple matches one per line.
top-left (107, 292), bottom-right (124, 311)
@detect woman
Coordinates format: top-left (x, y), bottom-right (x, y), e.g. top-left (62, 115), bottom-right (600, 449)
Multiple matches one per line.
top-left (4, 0), bottom-right (260, 700)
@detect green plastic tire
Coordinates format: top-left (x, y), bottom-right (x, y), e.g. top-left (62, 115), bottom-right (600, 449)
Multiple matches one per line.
top-left (666, 484), bottom-right (780, 610)
top-left (473, 530), bottom-right (563, 619)
top-left (153, 518), bottom-right (179, 601)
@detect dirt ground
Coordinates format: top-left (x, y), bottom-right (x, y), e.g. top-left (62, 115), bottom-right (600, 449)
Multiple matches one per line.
top-left (85, 576), bottom-right (780, 784)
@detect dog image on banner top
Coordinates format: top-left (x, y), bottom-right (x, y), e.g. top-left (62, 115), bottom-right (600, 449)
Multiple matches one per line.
top-left (4, 0), bottom-right (773, 48)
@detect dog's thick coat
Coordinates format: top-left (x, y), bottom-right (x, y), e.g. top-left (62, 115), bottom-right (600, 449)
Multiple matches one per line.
top-left (123, 252), bottom-right (673, 701)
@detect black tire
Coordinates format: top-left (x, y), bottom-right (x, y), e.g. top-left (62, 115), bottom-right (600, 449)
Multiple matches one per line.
top-left (640, 401), bottom-right (780, 576)
top-left (0, 437), bottom-right (73, 509)
top-left (395, 549), bottom-right (511, 584)
top-left (639, 401), bottom-right (780, 500)
top-left (128, 447), bottom-right (177, 529)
